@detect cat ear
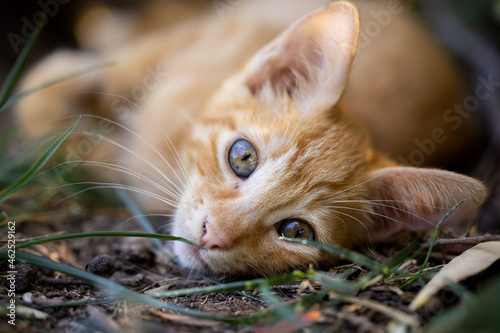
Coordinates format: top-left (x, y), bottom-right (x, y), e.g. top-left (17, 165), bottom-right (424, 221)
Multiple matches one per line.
top-left (242, 1), bottom-right (360, 112)
top-left (364, 167), bottom-right (487, 242)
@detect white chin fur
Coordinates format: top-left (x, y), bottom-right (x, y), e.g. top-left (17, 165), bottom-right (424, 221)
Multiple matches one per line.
top-left (172, 241), bottom-right (206, 272)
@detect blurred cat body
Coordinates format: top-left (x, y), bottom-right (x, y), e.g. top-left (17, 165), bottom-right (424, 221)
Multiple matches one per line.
top-left (17, 0), bottom-right (486, 276)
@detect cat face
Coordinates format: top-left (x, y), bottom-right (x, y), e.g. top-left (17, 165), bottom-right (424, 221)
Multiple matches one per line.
top-left (171, 2), bottom-right (486, 276)
top-left (173, 100), bottom-right (371, 276)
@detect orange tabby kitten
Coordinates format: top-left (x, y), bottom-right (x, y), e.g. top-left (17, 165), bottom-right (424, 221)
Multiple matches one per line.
top-left (17, 0), bottom-right (486, 276)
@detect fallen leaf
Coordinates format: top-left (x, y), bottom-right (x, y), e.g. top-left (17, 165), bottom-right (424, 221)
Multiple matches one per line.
top-left (410, 241), bottom-right (500, 310)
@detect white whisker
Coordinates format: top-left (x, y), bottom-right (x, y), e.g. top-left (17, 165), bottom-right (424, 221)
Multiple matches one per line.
top-left (92, 92), bottom-right (193, 189)
top-left (330, 208), bottom-right (372, 243)
top-left (50, 160), bottom-right (181, 200)
top-left (330, 211), bottom-right (348, 229)
top-left (142, 105), bottom-right (194, 191)
top-left (332, 199), bottom-right (445, 210)
top-left (330, 200), bottom-right (448, 225)
top-left (52, 182), bottom-right (179, 208)
top-left (72, 128), bottom-right (185, 197)
top-left (330, 175), bottom-right (382, 198)
top-left (70, 111), bottom-right (188, 191)
top-left (114, 213), bottom-right (175, 232)
top-left (330, 200), bottom-right (440, 225)
top-left (328, 205), bottom-right (410, 226)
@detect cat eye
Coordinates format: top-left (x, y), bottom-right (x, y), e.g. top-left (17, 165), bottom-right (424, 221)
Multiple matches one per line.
top-left (228, 138), bottom-right (258, 179)
top-left (277, 219), bottom-right (316, 240)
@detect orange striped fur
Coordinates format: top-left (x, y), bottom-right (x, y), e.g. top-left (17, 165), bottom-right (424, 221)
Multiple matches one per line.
top-left (17, 1), bottom-right (486, 276)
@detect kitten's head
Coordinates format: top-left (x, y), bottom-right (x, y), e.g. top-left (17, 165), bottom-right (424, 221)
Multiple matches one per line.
top-left (172, 2), bottom-right (486, 277)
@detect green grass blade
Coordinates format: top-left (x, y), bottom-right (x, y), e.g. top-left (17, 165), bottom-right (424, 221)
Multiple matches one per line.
top-left (309, 271), bottom-right (360, 295)
top-left (0, 133), bottom-right (55, 185)
top-left (338, 267), bottom-right (356, 279)
top-left (400, 200), bottom-right (466, 289)
top-left (259, 283), bottom-right (296, 323)
top-left (281, 237), bottom-right (387, 274)
top-left (383, 236), bottom-right (420, 268)
top-left (0, 251), bottom-right (313, 326)
top-left (0, 19), bottom-right (42, 109)
top-left (149, 271), bottom-right (310, 298)
top-left (0, 117), bottom-right (80, 204)
top-left (0, 61), bottom-right (114, 113)
top-left (0, 212), bottom-right (7, 224)
top-left (0, 231), bottom-right (204, 253)
top-left (34, 297), bottom-right (119, 309)
top-left (247, 286), bottom-right (327, 328)
top-left (0, 129), bottom-right (16, 155)
top-left (3, 251), bottom-right (232, 322)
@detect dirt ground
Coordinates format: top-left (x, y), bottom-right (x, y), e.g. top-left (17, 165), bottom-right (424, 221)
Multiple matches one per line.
top-left (2, 187), bottom-right (498, 333)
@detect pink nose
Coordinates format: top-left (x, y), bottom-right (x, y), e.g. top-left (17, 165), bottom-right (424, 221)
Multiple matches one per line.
top-left (201, 220), bottom-right (228, 249)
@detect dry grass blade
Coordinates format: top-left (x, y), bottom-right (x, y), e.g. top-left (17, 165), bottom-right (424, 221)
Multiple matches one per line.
top-left (330, 292), bottom-right (420, 329)
top-left (410, 241), bottom-right (500, 310)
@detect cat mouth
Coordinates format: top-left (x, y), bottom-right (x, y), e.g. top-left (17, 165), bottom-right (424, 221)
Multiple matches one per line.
top-left (189, 246), bottom-right (202, 261)
top-left (189, 245), bottom-right (212, 268)
top-left (188, 243), bottom-right (228, 274)
top-left (188, 246), bottom-right (218, 274)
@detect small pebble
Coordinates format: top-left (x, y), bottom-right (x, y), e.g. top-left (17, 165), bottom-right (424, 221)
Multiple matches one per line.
top-left (85, 254), bottom-right (116, 277)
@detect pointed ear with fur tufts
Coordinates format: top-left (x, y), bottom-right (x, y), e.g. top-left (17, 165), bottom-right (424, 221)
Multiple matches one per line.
top-left (241, 1), bottom-right (360, 113)
top-left (364, 167), bottom-right (487, 242)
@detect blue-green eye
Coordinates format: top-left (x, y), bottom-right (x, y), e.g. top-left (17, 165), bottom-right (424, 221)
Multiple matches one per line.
top-left (228, 139), bottom-right (258, 179)
top-left (277, 220), bottom-right (315, 240)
